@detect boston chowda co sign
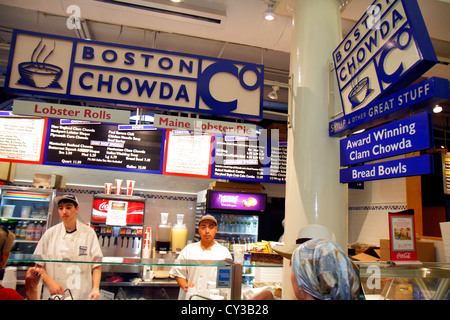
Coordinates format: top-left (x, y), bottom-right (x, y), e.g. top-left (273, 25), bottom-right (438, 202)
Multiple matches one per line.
top-left (330, 0), bottom-right (448, 136)
top-left (5, 29), bottom-right (264, 121)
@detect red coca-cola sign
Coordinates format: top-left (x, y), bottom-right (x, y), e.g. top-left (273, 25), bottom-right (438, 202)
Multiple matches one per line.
top-left (92, 199), bottom-right (108, 222)
top-left (126, 201), bottom-right (144, 224)
top-left (388, 210), bottom-right (417, 262)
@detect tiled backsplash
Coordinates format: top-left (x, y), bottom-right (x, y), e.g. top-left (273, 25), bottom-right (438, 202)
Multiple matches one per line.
top-left (348, 177), bottom-right (407, 246)
top-left (50, 186), bottom-right (198, 248)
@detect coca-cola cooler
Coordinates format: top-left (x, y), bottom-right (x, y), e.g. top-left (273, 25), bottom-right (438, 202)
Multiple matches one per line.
top-left (91, 194), bottom-right (145, 273)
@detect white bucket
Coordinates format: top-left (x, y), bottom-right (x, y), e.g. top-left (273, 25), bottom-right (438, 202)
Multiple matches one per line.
top-left (2, 205), bottom-right (15, 217)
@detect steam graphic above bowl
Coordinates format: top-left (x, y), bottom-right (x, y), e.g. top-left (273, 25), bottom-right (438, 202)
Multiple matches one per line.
top-left (17, 39), bottom-right (63, 89)
top-left (348, 77), bottom-right (373, 108)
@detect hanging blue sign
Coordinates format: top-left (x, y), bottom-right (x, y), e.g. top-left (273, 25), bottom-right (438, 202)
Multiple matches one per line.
top-left (340, 154), bottom-right (433, 183)
top-left (331, 0), bottom-right (439, 136)
top-left (4, 29), bottom-right (264, 121)
top-left (333, 0), bottom-right (437, 115)
top-left (330, 77), bottom-right (449, 136)
top-left (340, 112), bottom-right (433, 166)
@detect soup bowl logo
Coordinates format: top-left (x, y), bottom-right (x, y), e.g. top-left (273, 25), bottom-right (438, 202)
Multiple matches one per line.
top-left (17, 39), bottom-right (63, 89)
top-left (348, 77), bottom-right (373, 108)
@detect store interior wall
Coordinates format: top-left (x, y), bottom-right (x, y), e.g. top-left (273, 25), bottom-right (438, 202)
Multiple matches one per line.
top-left (348, 153), bottom-right (449, 262)
top-left (12, 161), bottom-right (287, 245)
top-left (348, 177), bottom-right (407, 246)
top-left (9, 155), bottom-right (448, 259)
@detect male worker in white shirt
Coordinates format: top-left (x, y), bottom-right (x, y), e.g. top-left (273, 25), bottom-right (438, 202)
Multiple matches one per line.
top-left (34, 194), bottom-right (103, 300)
top-left (170, 214), bottom-right (232, 299)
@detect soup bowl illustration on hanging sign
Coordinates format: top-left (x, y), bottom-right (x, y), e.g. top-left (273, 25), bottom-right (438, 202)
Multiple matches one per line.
top-left (17, 39), bottom-right (63, 89)
top-left (348, 77), bottom-right (373, 108)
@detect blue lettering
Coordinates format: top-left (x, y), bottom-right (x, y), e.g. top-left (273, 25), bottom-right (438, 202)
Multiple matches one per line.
top-left (180, 60), bottom-right (193, 74)
top-left (97, 74), bottom-right (113, 93)
top-left (102, 49), bottom-right (118, 63)
top-left (175, 84), bottom-right (189, 102)
top-left (82, 46), bottom-right (94, 60)
top-left (347, 57), bottom-right (357, 76)
top-left (344, 39), bottom-right (352, 52)
top-left (160, 82), bottom-right (173, 99)
top-left (353, 28), bottom-right (360, 42)
top-left (392, 9), bottom-right (404, 29)
top-left (339, 66), bottom-right (347, 82)
top-left (124, 52), bottom-right (135, 65)
top-left (364, 31), bottom-right (378, 53)
top-left (117, 77), bottom-right (132, 94)
top-left (239, 65), bottom-right (261, 91)
top-left (158, 57), bottom-right (173, 70)
top-left (376, 26), bottom-right (412, 85)
top-left (141, 54), bottom-right (154, 67)
top-left (79, 72), bottom-right (93, 90)
top-left (335, 51), bottom-right (342, 64)
top-left (135, 79), bottom-right (157, 97)
top-left (379, 21), bottom-right (390, 39)
top-left (357, 47), bottom-right (365, 63)
top-left (198, 61), bottom-right (238, 113)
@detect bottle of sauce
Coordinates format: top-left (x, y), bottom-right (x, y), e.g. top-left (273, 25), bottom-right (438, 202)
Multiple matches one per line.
top-left (156, 212), bottom-right (171, 252)
top-left (171, 214), bottom-right (187, 253)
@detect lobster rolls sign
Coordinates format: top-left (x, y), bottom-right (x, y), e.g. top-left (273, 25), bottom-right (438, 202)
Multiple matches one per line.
top-left (332, 0), bottom-right (437, 132)
top-left (5, 29), bottom-right (264, 121)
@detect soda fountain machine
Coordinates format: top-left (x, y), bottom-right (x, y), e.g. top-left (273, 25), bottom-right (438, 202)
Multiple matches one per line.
top-left (91, 194), bottom-right (145, 273)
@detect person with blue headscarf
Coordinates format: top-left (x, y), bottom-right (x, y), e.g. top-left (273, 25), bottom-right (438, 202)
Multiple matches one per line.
top-left (254, 224), bottom-right (361, 300)
top-left (290, 239), bottom-right (360, 300)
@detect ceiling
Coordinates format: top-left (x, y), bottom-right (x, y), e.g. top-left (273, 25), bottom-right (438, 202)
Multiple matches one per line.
top-left (0, 1), bottom-right (447, 135)
top-left (0, 0), bottom-right (448, 193)
top-left (0, 0), bottom-right (448, 104)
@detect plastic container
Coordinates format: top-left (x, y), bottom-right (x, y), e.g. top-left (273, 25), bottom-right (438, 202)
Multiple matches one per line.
top-left (21, 206), bottom-right (31, 218)
top-left (156, 212), bottom-right (171, 252)
top-left (2, 205), bottom-right (15, 218)
top-left (1, 266), bottom-right (17, 290)
top-left (171, 214), bottom-right (187, 253)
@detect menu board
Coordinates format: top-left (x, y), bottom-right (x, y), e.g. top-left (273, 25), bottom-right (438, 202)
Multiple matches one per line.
top-left (1, 114), bottom-right (286, 183)
top-left (163, 130), bottom-right (213, 178)
top-left (44, 119), bottom-right (164, 173)
top-left (267, 141), bottom-right (287, 183)
top-left (212, 136), bottom-right (266, 181)
top-left (0, 116), bottom-right (47, 163)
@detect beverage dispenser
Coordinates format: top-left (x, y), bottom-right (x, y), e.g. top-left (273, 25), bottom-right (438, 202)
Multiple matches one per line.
top-left (155, 212), bottom-right (171, 252)
top-left (171, 214), bottom-right (187, 253)
top-left (91, 194), bottom-right (145, 273)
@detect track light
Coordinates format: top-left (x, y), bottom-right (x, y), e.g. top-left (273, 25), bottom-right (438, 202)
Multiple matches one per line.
top-left (268, 85), bottom-right (279, 100)
top-left (264, 0), bottom-right (276, 21)
top-left (433, 105), bottom-right (443, 113)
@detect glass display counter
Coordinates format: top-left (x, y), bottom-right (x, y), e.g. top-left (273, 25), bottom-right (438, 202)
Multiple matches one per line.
top-left (9, 255), bottom-right (448, 300)
top-left (356, 261), bottom-right (450, 300)
top-left (6, 254), bottom-right (241, 300)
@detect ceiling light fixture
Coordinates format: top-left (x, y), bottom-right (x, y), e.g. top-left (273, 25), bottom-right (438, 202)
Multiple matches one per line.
top-left (169, 0), bottom-right (184, 3)
top-left (433, 105), bottom-right (443, 113)
top-left (264, 0), bottom-right (276, 21)
top-left (268, 85), bottom-right (279, 100)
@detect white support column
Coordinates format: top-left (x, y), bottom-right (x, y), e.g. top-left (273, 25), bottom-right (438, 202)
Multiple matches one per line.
top-left (282, 0), bottom-right (348, 299)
